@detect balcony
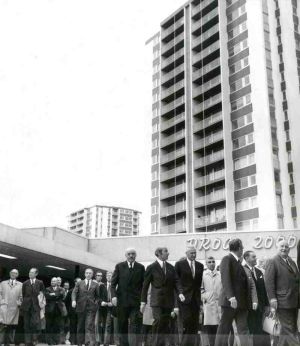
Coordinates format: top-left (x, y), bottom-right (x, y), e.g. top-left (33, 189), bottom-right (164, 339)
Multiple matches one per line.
top-left (161, 48), bottom-right (185, 70)
top-left (161, 79), bottom-right (185, 100)
top-left (195, 169), bottom-right (225, 188)
top-left (161, 18), bottom-right (184, 40)
top-left (195, 214), bottom-right (226, 228)
top-left (193, 75), bottom-right (221, 99)
top-left (161, 129), bottom-right (185, 148)
top-left (192, 41), bottom-right (220, 64)
top-left (193, 58), bottom-right (220, 82)
top-left (273, 156), bottom-right (280, 170)
top-left (194, 130), bottom-right (223, 151)
top-left (192, 7), bottom-right (219, 33)
top-left (275, 181), bottom-right (282, 194)
top-left (192, 24), bottom-right (219, 50)
top-left (195, 190), bottom-right (226, 207)
top-left (161, 96), bottom-right (185, 116)
top-left (161, 32), bottom-right (185, 55)
top-left (191, 0), bottom-right (216, 18)
top-left (161, 64), bottom-right (185, 85)
top-left (194, 150), bottom-right (224, 169)
top-left (161, 112), bottom-right (185, 131)
top-left (161, 164), bottom-right (186, 181)
top-left (161, 202), bottom-right (186, 217)
top-left (193, 112), bottom-right (222, 132)
top-left (193, 93), bottom-right (222, 115)
top-left (161, 183), bottom-right (186, 199)
top-left (161, 146), bottom-right (186, 164)
top-left (160, 220), bottom-right (186, 233)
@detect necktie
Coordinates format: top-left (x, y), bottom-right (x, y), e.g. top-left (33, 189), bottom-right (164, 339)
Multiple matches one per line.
top-left (251, 267), bottom-right (257, 280)
top-left (31, 280), bottom-right (34, 286)
top-left (286, 259), bottom-right (294, 273)
top-left (191, 261), bottom-right (195, 278)
top-left (163, 261), bottom-right (166, 275)
top-left (107, 283), bottom-right (111, 301)
top-left (87, 280), bottom-right (90, 290)
top-left (129, 263), bottom-right (133, 271)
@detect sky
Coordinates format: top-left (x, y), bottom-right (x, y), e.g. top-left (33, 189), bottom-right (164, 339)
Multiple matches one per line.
top-left (0, 0), bottom-right (185, 234)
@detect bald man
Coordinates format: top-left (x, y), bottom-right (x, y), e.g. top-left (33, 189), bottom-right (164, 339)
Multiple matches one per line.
top-left (265, 240), bottom-right (300, 345)
top-left (175, 246), bottom-right (203, 346)
top-left (111, 248), bottom-right (145, 346)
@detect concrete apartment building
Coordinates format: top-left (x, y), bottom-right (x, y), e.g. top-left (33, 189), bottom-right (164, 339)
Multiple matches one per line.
top-left (68, 205), bottom-right (141, 238)
top-left (149, 0), bottom-right (300, 234)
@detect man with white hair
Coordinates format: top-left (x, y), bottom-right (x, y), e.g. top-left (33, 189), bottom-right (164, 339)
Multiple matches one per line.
top-left (174, 245), bottom-right (204, 346)
top-left (265, 239), bottom-right (300, 345)
top-left (111, 247), bottom-right (145, 346)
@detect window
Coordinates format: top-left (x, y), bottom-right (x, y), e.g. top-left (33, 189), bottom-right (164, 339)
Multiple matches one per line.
top-left (151, 188), bottom-right (158, 198)
top-left (152, 108), bottom-right (159, 118)
top-left (151, 205), bottom-right (157, 215)
top-left (231, 94), bottom-right (251, 111)
top-left (230, 75), bottom-right (250, 93)
top-left (152, 170), bottom-right (158, 181)
top-left (233, 133), bottom-right (254, 149)
top-left (229, 57), bottom-right (249, 75)
top-left (153, 63), bottom-right (160, 73)
top-left (152, 138), bottom-right (158, 148)
top-left (234, 175), bottom-right (256, 190)
top-left (152, 123), bottom-right (158, 134)
top-left (236, 196), bottom-right (257, 212)
top-left (234, 153), bottom-right (255, 170)
top-left (227, 4), bottom-right (246, 23)
top-left (152, 93), bottom-right (159, 103)
top-left (293, 218), bottom-right (298, 229)
top-left (228, 39), bottom-right (248, 57)
top-left (232, 113), bottom-right (252, 130)
top-left (236, 218), bottom-right (258, 231)
top-left (152, 154), bottom-right (158, 164)
top-left (151, 222), bottom-right (157, 233)
top-left (228, 21), bottom-right (247, 40)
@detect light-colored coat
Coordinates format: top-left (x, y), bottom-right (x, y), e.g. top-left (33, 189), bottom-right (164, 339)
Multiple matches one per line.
top-left (0, 280), bottom-right (22, 325)
top-left (201, 270), bottom-right (222, 325)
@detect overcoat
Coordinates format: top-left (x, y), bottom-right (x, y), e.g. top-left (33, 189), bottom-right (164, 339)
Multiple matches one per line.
top-left (0, 280), bottom-right (22, 325)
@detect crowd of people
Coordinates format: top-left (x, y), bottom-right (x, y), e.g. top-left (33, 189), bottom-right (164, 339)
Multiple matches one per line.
top-left (0, 238), bottom-right (299, 346)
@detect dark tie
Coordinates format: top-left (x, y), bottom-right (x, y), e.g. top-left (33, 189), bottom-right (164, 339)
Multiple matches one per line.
top-left (191, 261), bottom-right (195, 278)
top-left (107, 283), bottom-right (111, 301)
top-left (87, 280), bottom-right (90, 290)
top-left (286, 259), bottom-right (295, 273)
top-left (163, 261), bottom-right (166, 275)
top-left (251, 268), bottom-right (257, 280)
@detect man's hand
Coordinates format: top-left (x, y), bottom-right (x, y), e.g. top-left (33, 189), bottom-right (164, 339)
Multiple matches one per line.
top-left (252, 302), bottom-right (258, 311)
top-left (140, 303), bottom-right (146, 314)
top-left (229, 297), bottom-right (237, 309)
top-left (72, 301), bottom-right (76, 309)
top-left (101, 302), bottom-right (107, 307)
top-left (107, 302), bottom-right (113, 307)
top-left (178, 294), bottom-right (185, 302)
top-left (173, 308), bottom-right (179, 316)
top-left (270, 299), bottom-right (277, 311)
top-left (112, 297), bottom-right (117, 307)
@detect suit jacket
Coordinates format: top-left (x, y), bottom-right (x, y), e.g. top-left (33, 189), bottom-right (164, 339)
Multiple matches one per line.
top-left (244, 265), bottom-right (269, 312)
top-left (265, 254), bottom-right (300, 309)
top-left (45, 286), bottom-right (66, 315)
top-left (219, 254), bottom-right (249, 309)
top-left (63, 289), bottom-right (72, 312)
top-left (174, 259), bottom-right (204, 306)
top-left (101, 282), bottom-right (117, 317)
top-left (111, 261), bottom-right (145, 308)
top-left (71, 280), bottom-right (100, 313)
top-left (141, 260), bottom-right (183, 309)
top-left (242, 266), bottom-right (258, 309)
top-left (21, 279), bottom-right (45, 312)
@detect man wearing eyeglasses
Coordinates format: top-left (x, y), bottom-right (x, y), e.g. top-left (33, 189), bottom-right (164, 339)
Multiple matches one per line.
top-left (201, 256), bottom-right (221, 346)
top-left (111, 248), bottom-right (145, 346)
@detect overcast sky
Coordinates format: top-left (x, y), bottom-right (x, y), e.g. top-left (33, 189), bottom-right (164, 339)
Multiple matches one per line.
top-left (0, 0), bottom-right (185, 234)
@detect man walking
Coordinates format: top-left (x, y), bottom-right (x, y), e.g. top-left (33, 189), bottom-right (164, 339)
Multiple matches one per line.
top-left (0, 269), bottom-right (23, 345)
top-left (265, 239), bottom-right (300, 345)
top-left (111, 248), bottom-right (145, 346)
top-left (214, 239), bottom-right (250, 346)
top-left (95, 271), bottom-right (106, 346)
top-left (140, 247), bottom-right (185, 346)
top-left (175, 246), bottom-right (203, 346)
top-left (45, 277), bottom-right (66, 345)
top-left (21, 268), bottom-right (45, 346)
top-left (243, 250), bottom-right (271, 346)
top-left (72, 268), bottom-right (100, 346)
top-left (201, 256), bottom-right (222, 346)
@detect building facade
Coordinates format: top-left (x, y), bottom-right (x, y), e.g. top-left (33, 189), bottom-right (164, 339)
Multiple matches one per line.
top-left (149, 0), bottom-right (300, 234)
top-left (68, 205), bottom-right (141, 238)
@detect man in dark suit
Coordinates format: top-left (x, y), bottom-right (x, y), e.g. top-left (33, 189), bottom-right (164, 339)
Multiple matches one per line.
top-left (72, 268), bottom-right (101, 346)
top-left (20, 268), bottom-right (45, 346)
top-left (66, 278), bottom-right (81, 345)
top-left (62, 281), bottom-right (72, 344)
top-left (265, 239), bottom-right (300, 345)
top-left (243, 251), bottom-right (271, 346)
top-left (95, 271), bottom-right (106, 346)
top-left (140, 247), bottom-right (185, 346)
top-left (111, 247), bottom-right (145, 346)
top-left (175, 246), bottom-right (203, 346)
top-left (214, 238), bottom-right (249, 346)
top-left (45, 277), bottom-right (66, 345)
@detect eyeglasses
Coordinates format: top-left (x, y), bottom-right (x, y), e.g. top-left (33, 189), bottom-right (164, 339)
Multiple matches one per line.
top-left (207, 261), bottom-right (215, 263)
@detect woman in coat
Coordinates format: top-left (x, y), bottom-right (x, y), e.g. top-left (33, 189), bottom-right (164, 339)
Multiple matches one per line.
top-left (0, 269), bottom-right (23, 345)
